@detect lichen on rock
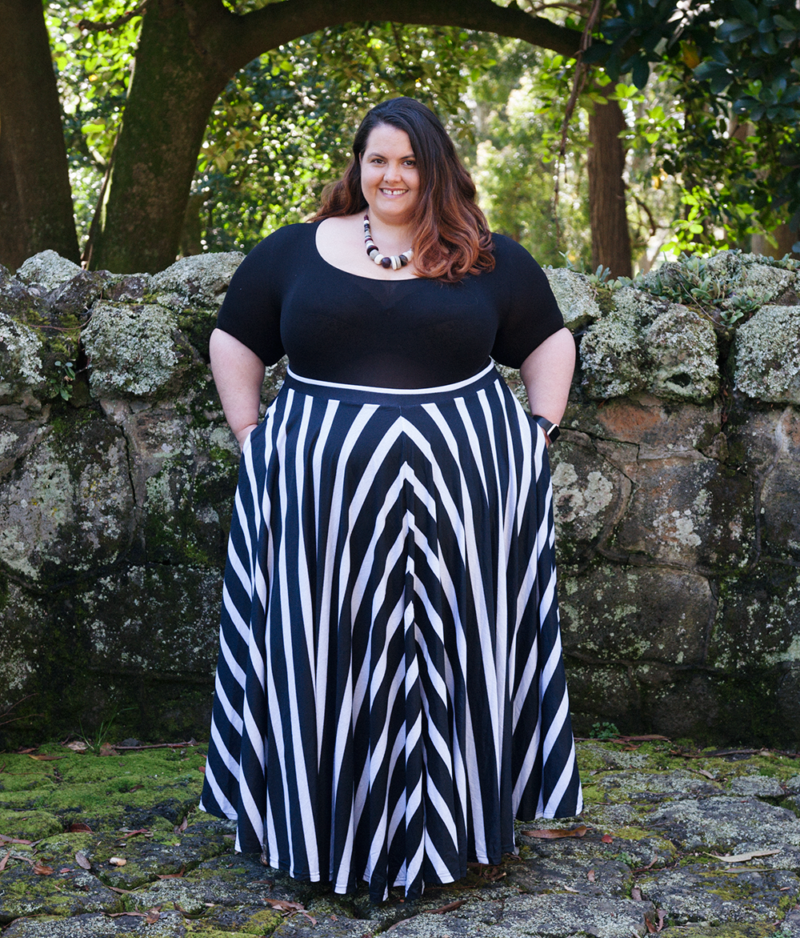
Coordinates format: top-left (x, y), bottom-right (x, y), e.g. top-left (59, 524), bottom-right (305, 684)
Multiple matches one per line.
top-left (544, 267), bottom-right (602, 331)
top-left (83, 302), bottom-right (186, 399)
top-left (151, 252), bottom-right (244, 308)
top-left (734, 305), bottom-right (800, 403)
top-left (646, 304), bottom-right (718, 401)
top-left (16, 250), bottom-right (83, 293)
top-left (0, 313), bottom-right (45, 402)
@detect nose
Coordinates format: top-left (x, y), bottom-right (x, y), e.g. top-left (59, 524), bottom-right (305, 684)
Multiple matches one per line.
top-left (382, 161), bottom-right (402, 183)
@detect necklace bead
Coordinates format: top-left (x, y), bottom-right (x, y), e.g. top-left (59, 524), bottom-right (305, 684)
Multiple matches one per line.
top-left (363, 214), bottom-right (413, 270)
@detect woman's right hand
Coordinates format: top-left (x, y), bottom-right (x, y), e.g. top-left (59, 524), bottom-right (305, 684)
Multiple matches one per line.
top-left (209, 329), bottom-right (266, 449)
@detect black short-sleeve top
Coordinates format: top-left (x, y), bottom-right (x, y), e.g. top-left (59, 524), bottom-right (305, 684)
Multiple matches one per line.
top-left (216, 221), bottom-right (564, 389)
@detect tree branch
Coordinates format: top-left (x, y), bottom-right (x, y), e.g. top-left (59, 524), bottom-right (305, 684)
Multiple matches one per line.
top-left (77, 3), bottom-right (147, 33)
top-left (217, 0), bottom-right (582, 74)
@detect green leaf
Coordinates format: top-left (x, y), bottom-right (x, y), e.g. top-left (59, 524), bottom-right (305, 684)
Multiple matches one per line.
top-left (759, 32), bottom-right (778, 54)
top-left (632, 57), bottom-right (650, 90)
top-left (732, 0), bottom-right (758, 25)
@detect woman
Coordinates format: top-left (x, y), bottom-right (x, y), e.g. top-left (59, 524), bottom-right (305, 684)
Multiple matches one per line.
top-left (200, 97), bottom-right (581, 902)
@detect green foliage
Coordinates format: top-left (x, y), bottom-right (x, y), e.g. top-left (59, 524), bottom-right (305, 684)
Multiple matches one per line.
top-left (595, 0), bottom-right (800, 253)
top-left (590, 721), bottom-right (621, 740)
top-left (53, 359), bottom-right (76, 401)
top-left (187, 23), bottom-right (493, 253)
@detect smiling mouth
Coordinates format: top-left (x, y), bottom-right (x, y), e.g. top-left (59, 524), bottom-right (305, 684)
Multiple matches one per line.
top-left (380, 188), bottom-right (407, 196)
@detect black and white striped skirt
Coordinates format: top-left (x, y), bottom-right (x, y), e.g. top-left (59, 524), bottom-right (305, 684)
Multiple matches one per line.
top-left (200, 361), bottom-right (582, 901)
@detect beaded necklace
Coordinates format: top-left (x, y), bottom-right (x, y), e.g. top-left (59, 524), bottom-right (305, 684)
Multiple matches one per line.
top-left (363, 214), bottom-right (414, 270)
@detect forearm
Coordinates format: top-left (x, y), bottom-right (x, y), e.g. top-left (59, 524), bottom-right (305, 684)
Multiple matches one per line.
top-left (209, 328), bottom-right (265, 447)
top-left (519, 327), bottom-right (576, 425)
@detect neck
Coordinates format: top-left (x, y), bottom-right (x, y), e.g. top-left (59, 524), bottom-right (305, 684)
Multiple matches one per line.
top-left (365, 211), bottom-right (414, 248)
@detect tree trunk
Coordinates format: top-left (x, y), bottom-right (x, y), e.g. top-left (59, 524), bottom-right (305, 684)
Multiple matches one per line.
top-left (0, 0), bottom-right (79, 269)
top-left (87, 0), bottom-right (582, 273)
top-left (587, 87), bottom-right (632, 279)
top-left (84, 0), bottom-right (232, 273)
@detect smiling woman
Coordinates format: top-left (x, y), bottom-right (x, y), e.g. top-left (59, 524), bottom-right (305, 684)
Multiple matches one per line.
top-left (199, 97), bottom-right (581, 903)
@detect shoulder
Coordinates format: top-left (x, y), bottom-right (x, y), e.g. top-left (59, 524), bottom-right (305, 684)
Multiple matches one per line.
top-left (248, 221), bottom-right (319, 257)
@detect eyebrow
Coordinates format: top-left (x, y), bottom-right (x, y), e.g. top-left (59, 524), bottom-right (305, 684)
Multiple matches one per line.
top-left (364, 151), bottom-right (416, 160)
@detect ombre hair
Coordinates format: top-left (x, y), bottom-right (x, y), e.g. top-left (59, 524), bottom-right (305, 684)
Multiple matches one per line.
top-left (312, 98), bottom-right (495, 282)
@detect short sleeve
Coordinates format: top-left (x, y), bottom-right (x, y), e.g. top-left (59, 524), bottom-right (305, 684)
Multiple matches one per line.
top-left (489, 235), bottom-right (564, 368)
top-left (216, 231), bottom-right (286, 366)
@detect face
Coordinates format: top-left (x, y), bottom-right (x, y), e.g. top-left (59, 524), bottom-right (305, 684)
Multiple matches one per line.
top-left (359, 124), bottom-right (420, 226)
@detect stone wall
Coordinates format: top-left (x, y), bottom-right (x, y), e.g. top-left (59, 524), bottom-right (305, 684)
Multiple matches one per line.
top-left (1, 249), bottom-right (799, 748)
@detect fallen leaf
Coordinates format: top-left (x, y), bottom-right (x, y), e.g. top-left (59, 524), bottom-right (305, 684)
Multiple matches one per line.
top-left (0, 850), bottom-right (11, 871)
top-left (601, 833), bottom-right (613, 844)
top-left (294, 911), bottom-right (317, 925)
top-left (65, 741), bottom-right (87, 753)
top-left (157, 865), bottom-right (185, 879)
top-left (98, 743), bottom-right (118, 757)
top-left (692, 769), bottom-right (716, 780)
top-left (69, 822), bottom-right (93, 833)
top-left (59, 867), bottom-right (72, 874)
top-left (522, 824), bottom-right (588, 840)
top-left (198, 766), bottom-right (206, 773)
top-left (426, 900), bottom-right (465, 914)
top-left (33, 863), bottom-right (54, 875)
top-left (631, 885), bottom-right (642, 901)
top-left (27, 754), bottom-right (65, 762)
top-left (120, 828), bottom-right (149, 838)
top-left (587, 869), bottom-right (596, 882)
top-left (265, 898), bottom-right (306, 913)
top-left (175, 817), bottom-right (188, 834)
top-left (107, 885), bottom-right (134, 894)
top-left (128, 783), bottom-right (144, 792)
top-left (145, 908), bottom-right (161, 924)
top-left (562, 885), bottom-right (579, 893)
top-left (109, 856), bottom-right (127, 866)
top-left (708, 849), bottom-right (780, 863)
top-left (0, 835), bottom-right (32, 845)
top-left (620, 735), bottom-right (670, 742)
top-left (75, 851), bottom-right (91, 870)
top-left (107, 912), bottom-right (146, 918)
top-left (656, 909), bottom-right (666, 931)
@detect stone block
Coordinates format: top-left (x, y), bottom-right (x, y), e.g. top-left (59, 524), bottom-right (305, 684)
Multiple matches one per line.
top-left (83, 302), bottom-right (193, 400)
top-left (559, 564), bottom-right (712, 665)
top-left (0, 313), bottom-right (45, 403)
top-left (568, 393), bottom-right (723, 460)
top-left (543, 267), bottom-right (601, 331)
top-left (151, 252), bottom-right (244, 308)
top-left (579, 314), bottom-right (649, 400)
top-left (78, 564), bottom-right (223, 677)
top-left (735, 305), bottom-right (800, 403)
top-left (0, 412), bottom-right (135, 582)
top-left (614, 455), bottom-right (754, 568)
top-left (16, 251), bottom-right (82, 293)
top-left (646, 305), bottom-right (718, 402)
top-left (550, 433), bottom-right (631, 562)
top-left (709, 570), bottom-right (800, 672)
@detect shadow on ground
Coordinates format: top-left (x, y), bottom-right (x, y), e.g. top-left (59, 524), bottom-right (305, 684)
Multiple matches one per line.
top-left (1, 738), bottom-right (800, 937)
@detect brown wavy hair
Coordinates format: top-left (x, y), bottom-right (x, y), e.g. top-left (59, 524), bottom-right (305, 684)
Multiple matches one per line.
top-left (312, 98), bottom-right (494, 282)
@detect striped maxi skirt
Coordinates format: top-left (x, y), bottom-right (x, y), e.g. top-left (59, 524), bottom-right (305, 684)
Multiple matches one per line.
top-left (199, 361), bottom-right (582, 901)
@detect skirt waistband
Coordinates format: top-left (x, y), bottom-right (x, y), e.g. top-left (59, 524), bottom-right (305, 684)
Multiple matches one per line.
top-left (284, 360), bottom-right (499, 406)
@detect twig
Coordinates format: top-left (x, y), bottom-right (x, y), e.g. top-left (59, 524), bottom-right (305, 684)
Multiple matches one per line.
top-left (553, 0), bottom-right (604, 251)
top-left (78, 3), bottom-right (147, 33)
top-left (113, 740), bottom-right (202, 752)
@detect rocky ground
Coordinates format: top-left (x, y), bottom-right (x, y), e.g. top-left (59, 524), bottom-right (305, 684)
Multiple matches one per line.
top-left (1, 737), bottom-right (800, 937)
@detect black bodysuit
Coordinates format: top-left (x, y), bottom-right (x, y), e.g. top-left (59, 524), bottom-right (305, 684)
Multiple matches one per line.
top-left (217, 221), bottom-right (564, 389)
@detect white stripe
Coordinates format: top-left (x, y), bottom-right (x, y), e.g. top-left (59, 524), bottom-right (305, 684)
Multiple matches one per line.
top-left (287, 359), bottom-right (494, 395)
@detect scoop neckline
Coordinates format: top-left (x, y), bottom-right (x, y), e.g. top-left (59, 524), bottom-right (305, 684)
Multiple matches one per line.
top-left (312, 218), bottom-right (422, 283)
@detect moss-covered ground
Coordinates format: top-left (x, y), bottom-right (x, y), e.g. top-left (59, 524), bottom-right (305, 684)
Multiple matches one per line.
top-left (1, 738), bottom-right (799, 936)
